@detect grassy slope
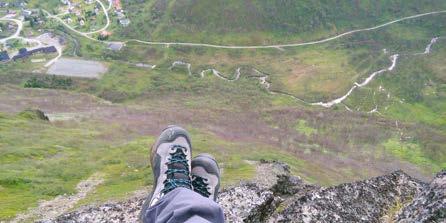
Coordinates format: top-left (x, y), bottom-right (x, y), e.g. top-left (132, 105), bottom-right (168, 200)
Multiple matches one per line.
top-left (116, 0), bottom-right (446, 44)
top-left (2, 59), bottom-right (444, 219)
top-left (0, 109), bottom-right (309, 220)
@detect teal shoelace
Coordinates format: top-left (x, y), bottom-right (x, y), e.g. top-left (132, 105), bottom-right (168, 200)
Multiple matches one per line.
top-left (192, 175), bottom-right (211, 198)
top-left (161, 145), bottom-right (191, 194)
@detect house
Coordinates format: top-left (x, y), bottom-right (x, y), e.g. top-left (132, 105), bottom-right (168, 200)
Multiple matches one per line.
top-left (21, 9), bottom-right (32, 17)
top-left (107, 42), bottom-right (123, 51)
top-left (100, 30), bottom-right (112, 36)
top-left (7, 23), bottom-right (15, 31)
top-left (0, 51), bottom-right (10, 62)
top-left (113, 0), bottom-right (122, 11)
top-left (9, 1), bottom-right (26, 8)
top-left (18, 48), bottom-right (27, 54)
top-left (12, 46), bottom-right (57, 61)
top-left (6, 10), bottom-right (17, 17)
top-left (0, 2), bottom-right (9, 8)
top-left (98, 30), bottom-right (111, 40)
top-left (32, 46), bottom-right (57, 54)
top-left (116, 11), bottom-right (125, 19)
top-left (119, 18), bottom-right (130, 27)
top-left (9, 1), bottom-right (22, 8)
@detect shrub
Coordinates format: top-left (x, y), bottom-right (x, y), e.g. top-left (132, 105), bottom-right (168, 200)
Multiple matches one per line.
top-left (17, 109), bottom-right (49, 121)
top-left (24, 76), bottom-right (73, 89)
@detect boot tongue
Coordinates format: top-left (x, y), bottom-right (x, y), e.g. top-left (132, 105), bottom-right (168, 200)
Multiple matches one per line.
top-left (168, 162), bottom-right (189, 180)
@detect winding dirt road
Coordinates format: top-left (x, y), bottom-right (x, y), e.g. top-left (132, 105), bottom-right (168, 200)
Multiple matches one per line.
top-left (127, 10), bottom-right (446, 49)
top-left (48, 3), bottom-right (445, 50)
top-left (0, 17), bottom-right (23, 44)
top-left (169, 37), bottom-right (440, 109)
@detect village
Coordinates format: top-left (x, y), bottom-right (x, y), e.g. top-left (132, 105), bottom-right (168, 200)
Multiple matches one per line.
top-left (0, 0), bottom-right (129, 64)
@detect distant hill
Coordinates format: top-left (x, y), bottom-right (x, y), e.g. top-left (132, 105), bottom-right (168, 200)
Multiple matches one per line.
top-left (120, 0), bottom-right (446, 44)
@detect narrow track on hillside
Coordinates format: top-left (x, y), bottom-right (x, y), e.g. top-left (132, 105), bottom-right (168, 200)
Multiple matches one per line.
top-left (0, 18), bottom-right (22, 43)
top-left (169, 37), bottom-right (440, 109)
top-left (126, 10), bottom-right (446, 49)
top-left (12, 173), bottom-right (104, 223)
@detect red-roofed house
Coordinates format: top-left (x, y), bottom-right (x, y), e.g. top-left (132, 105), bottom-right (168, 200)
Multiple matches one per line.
top-left (113, 0), bottom-right (122, 11)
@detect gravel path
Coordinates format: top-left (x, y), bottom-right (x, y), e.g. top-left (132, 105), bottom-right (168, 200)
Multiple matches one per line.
top-left (127, 10), bottom-right (446, 49)
top-left (12, 173), bottom-right (104, 223)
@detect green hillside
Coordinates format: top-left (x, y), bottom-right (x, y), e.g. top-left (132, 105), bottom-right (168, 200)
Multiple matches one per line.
top-left (118, 0), bottom-right (446, 44)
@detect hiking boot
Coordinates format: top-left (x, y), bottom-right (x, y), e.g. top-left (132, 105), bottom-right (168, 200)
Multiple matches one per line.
top-left (191, 154), bottom-right (221, 201)
top-left (141, 125), bottom-right (192, 212)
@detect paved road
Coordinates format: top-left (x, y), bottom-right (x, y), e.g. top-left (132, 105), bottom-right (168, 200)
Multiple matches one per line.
top-left (127, 10), bottom-right (446, 49)
top-left (45, 1), bottom-right (446, 51)
top-left (43, 0), bottom-right (110, 40)
top-left (0, 17), bottom-right (23, 43)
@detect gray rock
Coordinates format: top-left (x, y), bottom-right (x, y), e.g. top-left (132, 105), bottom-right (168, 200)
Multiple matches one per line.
top-left (218, 183), bottom-right (278, 223)
top-left (275, 171), bottom-right (425, 223)
top-left (44, 162), bottom-right (444, 223)
top-left (396, 170), bottom-right (446, 223)
top-left (48, 193), bottom-right (145, 223)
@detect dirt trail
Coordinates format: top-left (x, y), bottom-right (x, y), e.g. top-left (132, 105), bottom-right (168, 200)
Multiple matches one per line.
top-left (0, 17), bottom-right (23, 43)
top-left (311, 54), bottom-right (399, 108)
top-left (46, 5), bottom-right (445, 50)
top-left (170, 61), bottom-right (241, 81)
top-left (168, 37), bottom-right (440, 109)
top-left (12, 173), bottom-right (104, 223)
top-left (127, 10), bottom-right (446, 49)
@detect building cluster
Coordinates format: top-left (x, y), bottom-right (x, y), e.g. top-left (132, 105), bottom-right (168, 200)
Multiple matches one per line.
top-left (0, 1), bottom-right (44, 25)
top-left (113, 0), bottom-right (130, 27)
top-left (61, 0), bottom-right (101, 27)
top-left (0, 20), bottom-right (17, 33)
top-left (0, 1), bottom-right (26, 8)
top-left (0, 50), bottom-right (10, 62)
top-left (23, 9), bottom-right (45, 26)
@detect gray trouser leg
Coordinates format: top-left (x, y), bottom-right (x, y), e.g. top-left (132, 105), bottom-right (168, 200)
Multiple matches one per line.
top-left (141, 187), bottom-right (225, 223)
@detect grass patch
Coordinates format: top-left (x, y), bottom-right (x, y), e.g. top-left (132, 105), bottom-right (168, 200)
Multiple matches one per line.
top-left (383, 138), bottom-right (444, 172)
top-left (294, 120), bottom-right (317, 136)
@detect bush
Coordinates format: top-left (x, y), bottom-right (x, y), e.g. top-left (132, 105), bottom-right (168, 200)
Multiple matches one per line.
top-left (17, 109), bottom-right (49, 121)
top-left (24, 76), bottom-right (73, 89)
top-left (0, 177), bottom-right (32, 187)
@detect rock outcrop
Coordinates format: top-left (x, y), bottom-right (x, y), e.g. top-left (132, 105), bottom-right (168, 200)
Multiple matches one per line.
top-left (49, 194), bottom-right (144, 223)
top-left (396, 171), bottom-right (445, 223)
top-left (46, 162), bottom-right (444, 223)
top-left (273, 171), bottom-right (425, 222)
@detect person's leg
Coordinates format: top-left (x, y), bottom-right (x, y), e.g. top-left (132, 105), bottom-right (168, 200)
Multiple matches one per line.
top-left (141, 187), bottom-right (224, 223)
top-left (139, 126), bottom-right (225, 223)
